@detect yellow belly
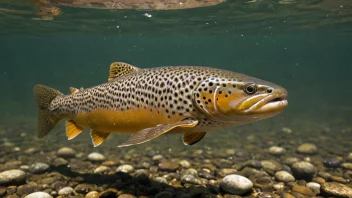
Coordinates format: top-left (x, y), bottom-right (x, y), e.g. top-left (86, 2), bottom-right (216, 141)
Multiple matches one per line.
top-left (71, 108), bottom-right (184, 134)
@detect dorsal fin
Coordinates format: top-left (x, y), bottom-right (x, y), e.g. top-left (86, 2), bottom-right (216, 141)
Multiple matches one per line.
top-left (108, 62), bottom-right (140, 81)
top-left (69, 87), bottom-right (84, 94)
top-left (69, 87), bottom-right (79, 94)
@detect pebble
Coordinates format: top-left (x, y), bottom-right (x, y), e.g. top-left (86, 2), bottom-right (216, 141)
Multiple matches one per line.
top-left (323, 158), bottom-right (341, 168)
top-left (85, 191), bottom-right (99, 198)
top-left (341, 163), bottom-right (352, 170)
top-left (29, 163), bottom-right (50, 174)
top-left (282, 127), bottom-right (292, 134)
top-left (348, 153), bottom-right (352, 162)
top-left (118, 194), bottom-right (136, 198)
top-left (52, 158), bottom-right (68, 166)
top-left (306, 182), bottom-right (320, 194)
top-left (17, 184), bottom-right (35, 197)
top-left (94, 166), bottom-right (110, 174)
top-left (183, 168), bottom-right (198, 177)
top-left (116, 164), bottom-right (134, 173)
top-left (269, 146), bottom-right (286, 155)
top-left (0, 169), bottom-right (26, 185)
top-left (321, 182), bottom-right (352, 198)
top-left (0, 187), bottom-right (6, 196)
top-left (179, 160), bottom-right (191, 168)
top-left (180, 174), bottom-right (201, 185)
top-left (57, 147), bottom-right (76, 158)
top-left (152, 154), bottom-right (164, 161)
top-left (282, 157), bottom-right (300, 166)
top-left (219, 168), bottom-right (237, 177)
top-left (88, 152), bottom-right (106, 162)
top-left (158, 161), bottom-right (179, 172)
top-left (292, 185), bottom-right (315, 197)
top-left (296, 143), bottom-right (317, 155)
top-left (58, 187), bottom-right (74, 196)
top-left (274, 171), bottom-right (295, 182)
top-left (220, 174), bottom-right (253, 195)
top-left (20, 165), bottom-right (29, 171)
top-left (74, 184), bottom-right (96, 194)
top-left (154, 177), bottom-right (168, 184)
top-left (24, 192), bottom-right (53, 198)
top-left (102, 160), bottom-right (118, 166)
top-left (261, 160), bottom-right (283, 175)
top-left (291, 161), bottom-right (316, 180)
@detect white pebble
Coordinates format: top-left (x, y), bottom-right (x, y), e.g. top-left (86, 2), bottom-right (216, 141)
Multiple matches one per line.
top-left (58, 187), bottom-right (74, 196)
top-left (25, 192), bottom-right (53, 198)
top-left (220, 174), bottom-right (253, 195)
top-left (88, 152), bottom-right (106, 162)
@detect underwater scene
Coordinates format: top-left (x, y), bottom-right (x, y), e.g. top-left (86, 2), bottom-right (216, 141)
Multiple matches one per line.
top-left (0, 0), bottom-right (352, 197)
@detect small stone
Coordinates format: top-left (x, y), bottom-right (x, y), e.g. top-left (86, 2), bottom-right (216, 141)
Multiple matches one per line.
top-left (152, 154), bottom-right (164, 161)
top-left (282, 127), bottom-right (292, 134)
top-left (85, 191), bottom-right (99, 198)
top-left (273, 183), bottom-right (284, 191)
top-left (154, 177), bottom-right (168, 184)
top-left (226, 149), bottom-right (236, 155)
top-left (29, 163), bottom-right (50, 174)
top-left (102, 160), bottom-right (118, 166)
top-left (94, 166), bottom-right (110, 174)
top-left (116, 164), bottom-right (134, 173)
top-left (179, 160), bottom-right (191, 168)
top-left (296, 143), bottom-right (317, 155)
top-left (219, 168), bottom-right (237, 177)
top-left (0, 169), bottom-right (26, 186)
top-left (17, 184), bottom-right (35, 197)
top-left (306, 182), bottom-right (320, 194)
top-left (155, 191), bottom-right (174, 198)
top-left (24, 192), bottom-right (53, 198)
top-left (269, 146), bottom-right (286, 155)
top-left (291, 161), bottom-right (316, 180)
top-left (88, 152), bottom-right (105, 162)
top-left (158, 161), bottom-right (179, 172)
top-left (183, 168), bottom-right (198, 177)
top-left (180, 174), bottom-right (201, 185)
top-left (321, 182), bottom-right (352, 198)
top-left (100, 190), bottom-right (118, 198)
top-left (74, 184), bottom-right (96, 194)
top-left (52, 158), bottom-right (68, 166)
top-left (0, 187), bottom-right (6, 196)
top-left (57, 147), bottom-right (76, 158)
top-left (323, 158), bottom-right (341, 168)
top-left (118, 194), bottom-right (136, 198)
top-left (58, 187), bottom-right (74, 196)
top-left (341, 163), bottom-right (352, 170)
top-left (330, 175), bottom-right (348, 183)
top-left (134, 171), bottom-right (150, 185)
top-left (220, 174), bottom-right (253, 195)
top-left (20, 165), bottom-right (29, 171)
top-left (261, 160), bottom-right (283, 175)
top-left (282, 157), bottom-right (300, 166)
top-left (348, 153), bottom-right (352, 162)
top-left (274, 171), bottom-right (295, 182)
top-left (292, 185), bottom-right (315, 197)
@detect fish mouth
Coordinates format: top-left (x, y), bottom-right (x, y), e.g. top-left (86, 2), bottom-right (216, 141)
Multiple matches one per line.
top-left (245, 93), bottom-right (288, 114)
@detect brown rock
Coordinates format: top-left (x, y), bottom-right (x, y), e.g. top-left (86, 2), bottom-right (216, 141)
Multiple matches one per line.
top-left (0, 187), bottom-right (6, 196)
top-left (118, 194), bottom-right (136, 198)
top-left (321, 182), bottom-right (352, 198)
top-left (292, 185), bottom-right (315, 197)
top-left (16, 184), bottom-right (35, 197)
top-left (74, 184), bottom-right (97, 194)
top-left (158, 161), bottom-right (179, 172)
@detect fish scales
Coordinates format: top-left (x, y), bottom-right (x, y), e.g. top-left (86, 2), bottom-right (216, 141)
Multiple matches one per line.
top-left (33, 62), bottom-right (288, 147)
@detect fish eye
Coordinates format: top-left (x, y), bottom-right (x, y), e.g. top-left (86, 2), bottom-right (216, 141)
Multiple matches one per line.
top-left (244, 83), bottom-right (257, 95)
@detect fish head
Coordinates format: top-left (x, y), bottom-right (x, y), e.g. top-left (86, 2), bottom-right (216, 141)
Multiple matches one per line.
top-left (193, 73), bottom-right (288, 123)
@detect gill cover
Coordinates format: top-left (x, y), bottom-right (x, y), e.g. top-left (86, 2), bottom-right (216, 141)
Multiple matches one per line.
top-left (193, 79), bottom-right (269, 122)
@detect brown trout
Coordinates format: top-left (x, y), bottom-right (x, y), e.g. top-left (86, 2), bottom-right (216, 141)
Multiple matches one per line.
top-left (33, 62), bottom-right (288, 147)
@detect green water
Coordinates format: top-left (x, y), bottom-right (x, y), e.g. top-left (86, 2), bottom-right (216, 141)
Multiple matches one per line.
top-left (0, 0), bottom-right (351, 141)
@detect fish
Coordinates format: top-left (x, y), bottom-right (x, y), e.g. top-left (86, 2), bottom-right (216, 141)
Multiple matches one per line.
top-left (33, 62), bottom-right (288, 147)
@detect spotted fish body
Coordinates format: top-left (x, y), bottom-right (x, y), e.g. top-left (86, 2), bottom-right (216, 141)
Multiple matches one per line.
top-left (34, 62), bottom-right (288, 147)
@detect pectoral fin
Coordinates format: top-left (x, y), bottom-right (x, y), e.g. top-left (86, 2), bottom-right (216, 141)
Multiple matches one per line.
top-left (90, 130), bottom-right (110, 147)
top-left (69, 87), bottom-right (79, 94)
top-left (183, 132), bottom-right (207, 145)
top-left (118, 119), bottom-right (199, 147)
top-left (66, 120), bottom-right (83, 140)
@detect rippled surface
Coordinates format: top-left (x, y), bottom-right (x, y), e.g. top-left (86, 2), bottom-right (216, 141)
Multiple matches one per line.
top-left (0, 0), bottom-right (351, 35)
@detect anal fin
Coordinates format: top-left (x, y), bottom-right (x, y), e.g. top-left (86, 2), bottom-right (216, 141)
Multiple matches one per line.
top-left (66, 120), bottom-right (83, 140)
top-left (90, 130), bottom-right (110, 147)
top-left (183, 132), bottom-right (207, 145)
top-left (118, 119), bottom-right (199, 147)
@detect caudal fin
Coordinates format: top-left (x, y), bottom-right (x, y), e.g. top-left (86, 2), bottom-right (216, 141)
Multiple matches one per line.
top-left (33, 84), bottom-right (62, 138)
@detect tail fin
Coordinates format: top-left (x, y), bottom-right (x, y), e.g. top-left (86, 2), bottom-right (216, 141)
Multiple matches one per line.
top-left (33, 84), bottom-right (62, 138)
